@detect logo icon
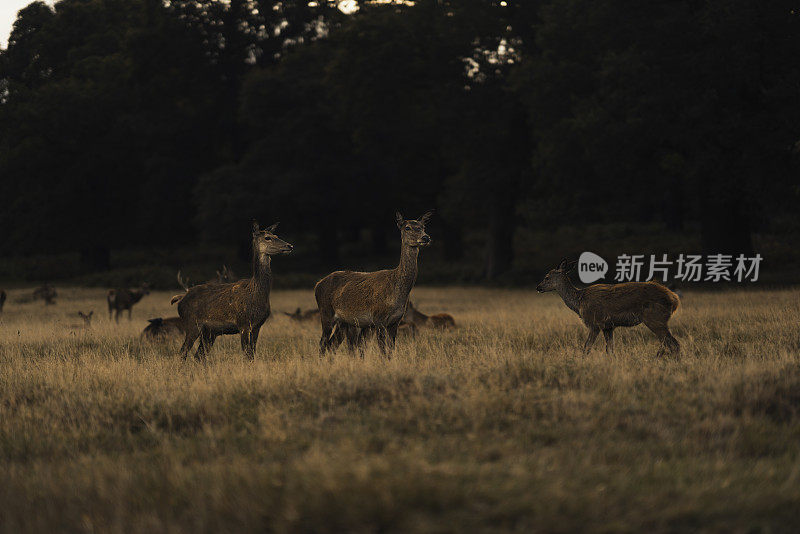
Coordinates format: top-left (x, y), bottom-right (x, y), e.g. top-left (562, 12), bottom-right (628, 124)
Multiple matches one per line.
top-left (578, 251), bottom-right (608, 283)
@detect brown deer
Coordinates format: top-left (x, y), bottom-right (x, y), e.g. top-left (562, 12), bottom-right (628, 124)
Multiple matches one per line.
top-left (33, 283), bottom-right (57, 305)
top-left (142, 317), bottom-right (185, 340)
top-left (176, 265), bottom-right (237, 292)
top-left (0, 289), bottom-right (6, 314)
top-left (69, 311), bottom-right (93, 329)
top-left (107, 283), bottom-right (150, 322)
top-left (315, 211), bottom-right (432, 356)
top-left (173, 221), bottom-right (293, 361)
top-left (403, 300), bottom-right (456, 329)
top-left (283, 307), bottom-right (320, 322)
top-left (537, 259), bottom-right (681, 356)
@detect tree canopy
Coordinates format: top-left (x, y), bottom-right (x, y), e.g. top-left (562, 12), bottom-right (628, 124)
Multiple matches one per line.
top-left (1, 0), bottom-right (797, 279)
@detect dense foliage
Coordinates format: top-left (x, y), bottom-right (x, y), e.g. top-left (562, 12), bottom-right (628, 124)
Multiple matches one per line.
top-left (1, 0), bottom-right (797, 278)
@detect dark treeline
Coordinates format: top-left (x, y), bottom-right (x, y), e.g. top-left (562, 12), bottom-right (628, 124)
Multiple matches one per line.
top-left (1, 0), bottom-right (798, 282)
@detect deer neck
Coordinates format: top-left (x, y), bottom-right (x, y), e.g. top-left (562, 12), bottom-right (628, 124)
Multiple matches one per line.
top-left (252, 251), bottom-right (272, 294)
top-left (395, 244), bottom-right (419, 302)
top-left (556, 280), bottom-right (583, 315)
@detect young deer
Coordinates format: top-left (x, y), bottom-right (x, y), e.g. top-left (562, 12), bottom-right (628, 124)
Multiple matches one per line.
top-left (284, 307), bottom-right (320, 322)
top-left (173, 221), bottom-right (293, 361)
top-left (0, 289), bottom-right (6, 314)
top-left (107, 283), bottom-right (150, 322)
top-left (33, 283), bottom-right (57, 305)
top-left (142, 317), bottom-right (186, 340)
top-left (315, 211), bottom-right (433, 356)
top-left (537, 259), bottom-right (681, 356)
top-left (403, 300), bottom-right (456, 329)
top-left (69, 311), bottom-right (94, 329)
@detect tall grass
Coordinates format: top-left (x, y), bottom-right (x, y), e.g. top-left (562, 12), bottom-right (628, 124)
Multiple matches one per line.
top-left (1, 287), bottom-right (799, 532)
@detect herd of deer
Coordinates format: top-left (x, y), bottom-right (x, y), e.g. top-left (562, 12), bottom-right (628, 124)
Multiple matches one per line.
top-left (0, 210), bottom-right (682, 359)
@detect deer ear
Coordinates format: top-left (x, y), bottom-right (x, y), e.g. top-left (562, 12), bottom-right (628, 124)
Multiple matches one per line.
top-left (266, 222), bottom-right (279, 233)
top-left (558, 258), bottom-right (568, 271)
top-left (88, 311), bottom-right (93, 317)
top-left (418, 210), bottom-right (434, 224)
top-left (396, 211), bottom-right (404, 229)
top-left (252, 220), bottom-right (260, 234)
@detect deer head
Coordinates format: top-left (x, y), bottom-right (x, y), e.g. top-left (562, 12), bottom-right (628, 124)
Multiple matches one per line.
top-left (78, 311), bottom-right (93, 326)
top-left (252, 221), bottom-right (293, 258)
top-left (537, 259), bottom-right (576, 293)
top-left (396, 211), bottom-right (433, 248)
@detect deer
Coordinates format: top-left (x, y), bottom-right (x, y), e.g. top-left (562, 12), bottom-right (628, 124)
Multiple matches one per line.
top-left (107, 283), bottom-right (150, 322)
top-left (536, 259), bottom-right (681, 356)
top-left (403, 300), bottom-right (456, 329)
top-left (33, 283), bottom-right (57, 305)
top-left (68, 311), bottom-right (93, 330)
top-left (172, 221), bottom-right (293, 361)
top-left (176, 265), bottom-right (237, 292)
top-left (315, 211), bottom-right (433, 356)
top-left (0, 289), bottom-right (6, 314)
top-left (142, 317), bottom-right (186, 340)
top-left (283, 307), bottom-right (320, 322)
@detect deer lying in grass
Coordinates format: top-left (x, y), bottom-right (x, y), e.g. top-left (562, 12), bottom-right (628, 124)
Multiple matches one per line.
top-left (68, 311), bottom-right (93, 330)
top-left (107, 283), bottom-right (150, 322)
top-left (284, 307), bottom-right (319, 322)
top-left (0, 289), bottom-right (5, 314)
top-left (142, 317), bottom-right (185, 340)
top-left (403, 300), bottom-right (456, 329)
top-left (33, 283), bottom-right (57, 305)
top-left (537, 259), bottom-right (681, 356)
top-left (315, 211), bottom-right (432, 356)
top-left (173, 221), bottom-right (293, 361)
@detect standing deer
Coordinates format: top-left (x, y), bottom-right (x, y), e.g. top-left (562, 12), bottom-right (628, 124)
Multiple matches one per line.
top-left (172, 221), bottom-right (293, 361)
top-left (537, 259), bottom-right (681, 356)
top-left (315, 211), bottom-right (433, 356)
top-left (107, 283), bottom-right (150, 322)
top-left (33, 283), bottom-right (57, 305)
top-left (403, 300), bottom-right (456, 329)
top-left (0, 289), bottom-right (6, 314)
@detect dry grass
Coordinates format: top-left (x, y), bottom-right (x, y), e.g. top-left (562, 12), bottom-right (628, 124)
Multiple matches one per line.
top-left (1, 286), bottom-right (800, 533)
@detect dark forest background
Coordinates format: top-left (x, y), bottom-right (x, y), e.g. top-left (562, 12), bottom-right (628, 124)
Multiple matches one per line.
top-left (1, 0), bottom-right (799, 287)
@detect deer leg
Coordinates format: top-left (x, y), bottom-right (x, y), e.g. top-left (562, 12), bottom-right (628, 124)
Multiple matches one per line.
top-left (355, 326), bottom-right (369, 358)
top-left (180, 328), bottom-right (200, 361)
top-left (643, 309), bottom-right (680, 357)
top-left (583, 327), bottom-right (600, 354)
top-left (602, 328), bottom-right (614, 354)
top-left (345, 325), bottom-right (360, 354)
top-left (248, 328), bottom-right (260, 360)
top-left (386, 322), bottom-right (399, 351)
top-left (194, 328), bottom-right (215, 362)
top-left (114, 309), bottom-right (120, 324)
top-left (329, 322), bottom-right (346, 352)
top-left (376, 325), bottom-right (389, 356)
top-left (318, 311), bottom-right (335, 356)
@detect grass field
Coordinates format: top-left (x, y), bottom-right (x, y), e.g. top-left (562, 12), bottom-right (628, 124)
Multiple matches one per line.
top-left (1, 286), bottom-right (799, 532)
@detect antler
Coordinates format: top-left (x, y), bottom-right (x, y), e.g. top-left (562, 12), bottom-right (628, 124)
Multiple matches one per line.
top-left (177, 270), bottom-right (190, 291)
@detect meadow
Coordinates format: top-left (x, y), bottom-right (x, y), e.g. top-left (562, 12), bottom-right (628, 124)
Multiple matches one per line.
top-left (1, 286), bottom-right (799, 533)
